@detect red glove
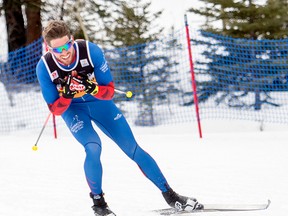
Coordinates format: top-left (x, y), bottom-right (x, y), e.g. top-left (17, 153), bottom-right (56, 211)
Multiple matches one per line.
top-left (48, 97), bottom-right (72, 115)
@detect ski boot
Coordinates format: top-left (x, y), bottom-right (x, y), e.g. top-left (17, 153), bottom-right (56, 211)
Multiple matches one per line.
top-left (162, 188), bottom-right (203, 211)
top-left (90, 193), bottom-right (116, 216)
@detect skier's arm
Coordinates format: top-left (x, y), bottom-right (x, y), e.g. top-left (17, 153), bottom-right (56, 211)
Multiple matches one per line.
top-left (88, 42), bottom-right (115, 100)
top-left (47, 97), bottom-right (72, 115)
top-left (36, 60), bottom-right (72, 115)
top-left (96, 81), bottom-right (114, 100)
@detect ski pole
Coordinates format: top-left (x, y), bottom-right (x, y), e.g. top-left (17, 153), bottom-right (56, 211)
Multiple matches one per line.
top-left (32, 112), bottom-right (52, 151)
top-left (115, 89), bottom-right (133, 98)
top-left (32, 89), bottom-right (131, 151)
top-left (52, 114), bottom-right (57, 139)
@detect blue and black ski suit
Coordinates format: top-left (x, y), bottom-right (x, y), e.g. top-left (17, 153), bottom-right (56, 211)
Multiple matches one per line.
top-left (36, 40), bottom-right (169, 195)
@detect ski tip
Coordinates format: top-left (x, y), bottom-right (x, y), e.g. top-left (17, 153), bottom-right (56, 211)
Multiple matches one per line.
top-left (266, 199), bottom-right (271, 209)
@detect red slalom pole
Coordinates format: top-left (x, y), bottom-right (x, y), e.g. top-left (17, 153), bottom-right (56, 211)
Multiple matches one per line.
top-left (184, 14), bottom-right (203, 138)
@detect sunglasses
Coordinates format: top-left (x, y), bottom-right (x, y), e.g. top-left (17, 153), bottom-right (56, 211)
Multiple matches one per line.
top-left (48, 38), bottom-right (73, 54)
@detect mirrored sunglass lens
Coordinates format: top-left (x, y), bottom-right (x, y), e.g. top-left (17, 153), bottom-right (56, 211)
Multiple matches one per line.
top-left (53, 47), bottom-right (63, 53)
top-left (53, 40), bottom-right (72, 53)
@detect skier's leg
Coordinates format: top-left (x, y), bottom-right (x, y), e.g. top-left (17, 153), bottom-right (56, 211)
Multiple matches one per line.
top-left (89, 100), bottom-right (203, 211)
top-left (62, 106), bottom-right (103, 195)
top-left (89, 100), bottom-right (169, 192)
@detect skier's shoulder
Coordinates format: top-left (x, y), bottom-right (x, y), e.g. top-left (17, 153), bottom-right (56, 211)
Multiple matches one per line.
top-left (36, 54), bottom-right (50, 79)
top-left (85, 41), bottom-right (106, 67)
top-left (87, 41), bottom-right (104, 56)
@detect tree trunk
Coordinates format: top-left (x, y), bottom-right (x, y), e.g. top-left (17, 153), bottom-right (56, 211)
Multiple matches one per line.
top-left (3, 0), bottom-right (26, 51)
top-left (25, 0), bottom-right (42, 45)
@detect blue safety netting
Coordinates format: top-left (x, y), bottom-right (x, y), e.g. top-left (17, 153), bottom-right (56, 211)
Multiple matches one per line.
top-left (0, 27), bottom-right (288, 133)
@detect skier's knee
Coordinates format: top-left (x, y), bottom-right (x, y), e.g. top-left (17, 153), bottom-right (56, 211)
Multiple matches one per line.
top-left (131, 145), bottom-right (144, 161)
top-left (84, 142), bottom-right (102, 157)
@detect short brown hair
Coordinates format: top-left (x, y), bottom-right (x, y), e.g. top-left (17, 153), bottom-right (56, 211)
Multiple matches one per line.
top-left (42, 20), bottom-right (71, 46)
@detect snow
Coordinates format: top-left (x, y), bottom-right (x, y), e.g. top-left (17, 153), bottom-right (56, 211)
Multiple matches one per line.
top-left (0, 118), bottom-right (287, 216)
top-left (0, 2), bottom-right (287, 215)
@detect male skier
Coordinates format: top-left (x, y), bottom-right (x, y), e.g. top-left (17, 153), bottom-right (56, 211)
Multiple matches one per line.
top-left (36, 20), bottom-right (203, 216)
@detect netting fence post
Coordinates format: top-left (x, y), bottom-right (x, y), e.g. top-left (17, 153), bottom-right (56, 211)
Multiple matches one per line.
top-left (184, 14), bottom-right (203, 138)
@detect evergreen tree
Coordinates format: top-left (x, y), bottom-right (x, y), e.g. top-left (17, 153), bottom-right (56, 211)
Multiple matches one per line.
top-left (104, 0), bottom-right (180, 126)
top-left (189, 0), bottom-right (288, 39)
top-left (104, 0), bottom-right (162, 46)
top-left (41, 0), bottom-right (122, 43)
top-left (188, 0), bottom-right (288, 110)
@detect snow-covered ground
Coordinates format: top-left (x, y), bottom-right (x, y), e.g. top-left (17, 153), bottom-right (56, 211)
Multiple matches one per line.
top-left (0, 119), bottom-right (287, 216)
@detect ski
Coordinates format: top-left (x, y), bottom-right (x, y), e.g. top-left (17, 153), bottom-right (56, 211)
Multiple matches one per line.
top-left (153, 199), bottom-right (271, 215)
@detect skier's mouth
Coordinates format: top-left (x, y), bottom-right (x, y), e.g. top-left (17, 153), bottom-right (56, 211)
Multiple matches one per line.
top-left (61, 53), bottom-right (70, 60)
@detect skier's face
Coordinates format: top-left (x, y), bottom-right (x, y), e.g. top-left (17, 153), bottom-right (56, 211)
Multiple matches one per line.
top-left (49, 35), bottom-right (75, 65)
